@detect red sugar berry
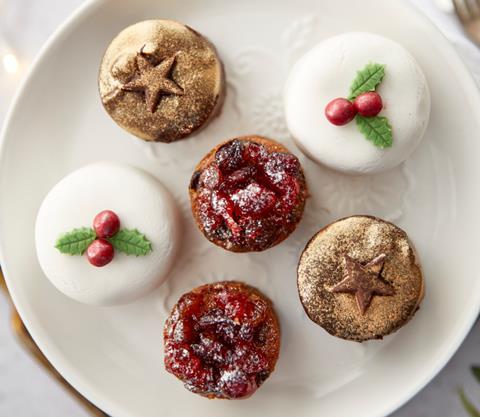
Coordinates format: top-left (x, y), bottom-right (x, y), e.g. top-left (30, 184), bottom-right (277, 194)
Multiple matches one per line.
top-left (354, 92), bottom-right (383, 117)
top-left (86, 239), bottom-right (114, 267)
top-left (325, 98), bottom-right (357, 126)
top-left (93, 210), bottom-right (120, 238)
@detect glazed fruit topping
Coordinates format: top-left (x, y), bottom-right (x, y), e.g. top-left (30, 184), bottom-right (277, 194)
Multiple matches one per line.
top-left (164, 285), bottom-right (272, 399)
top-left (93, 210), bottom-right (120, 238)
top-left (193, 140), bottom-right (304, 250)
top-left (354, 92), bottom-right (383, 117)
top-left (325, 98), bottom-right (357, 126)
top-left (86, 238), bottom-right (114, 267)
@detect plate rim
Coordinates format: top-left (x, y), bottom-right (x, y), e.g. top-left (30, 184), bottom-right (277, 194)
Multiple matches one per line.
top-left (0, 1), bottom-right (479, 416)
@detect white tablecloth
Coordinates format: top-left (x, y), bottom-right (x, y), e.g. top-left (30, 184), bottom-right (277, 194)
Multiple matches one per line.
top-left (0, 0), bottom-right (478, 416)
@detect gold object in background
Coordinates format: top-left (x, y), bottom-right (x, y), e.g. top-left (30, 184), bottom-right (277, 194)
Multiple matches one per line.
top-left (0, 269), bottom-right (108, 417)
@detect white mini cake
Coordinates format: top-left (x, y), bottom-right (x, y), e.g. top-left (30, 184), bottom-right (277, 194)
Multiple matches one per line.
top-left (35, 162), bottom-right (180, 305)
top-left (284, 32), bottom-right (431, 175)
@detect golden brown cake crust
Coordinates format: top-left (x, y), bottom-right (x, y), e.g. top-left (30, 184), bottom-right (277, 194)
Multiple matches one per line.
top-left (297, 215), bottom-right (424, 342)
top-left (98, 20), bottom-right (225, 142)
top-left (189, 135), bottom-right (308, 252)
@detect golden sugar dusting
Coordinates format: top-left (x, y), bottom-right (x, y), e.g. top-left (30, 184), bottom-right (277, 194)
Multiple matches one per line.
top-left (98, 20), bottom-right (225, 142)
top-left (297, 216), bottom-right (424, 342)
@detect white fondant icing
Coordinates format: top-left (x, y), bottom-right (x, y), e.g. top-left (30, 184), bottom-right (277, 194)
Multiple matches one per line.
top-left (284, 32), bottom-right (431, 175)
top-left (35, 162), bottom-right (180, 305)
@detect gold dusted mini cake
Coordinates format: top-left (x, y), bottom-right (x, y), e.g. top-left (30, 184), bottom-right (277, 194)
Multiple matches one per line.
top-left (297, 215), bottom-right (424, 342)
top-left (98, 20), bottom-right (225, 142)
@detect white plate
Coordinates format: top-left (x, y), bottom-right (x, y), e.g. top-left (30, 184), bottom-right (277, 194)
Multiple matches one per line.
top-left (1, 1), bottom-right (479, 416)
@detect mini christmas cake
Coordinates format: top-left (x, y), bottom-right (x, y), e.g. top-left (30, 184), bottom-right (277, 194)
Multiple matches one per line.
top-left (284, 32), bottom-right (431, 174)
top-left (35, 162), bottom-right (180, 305)
top-left (189, 136), bottom-right (307, 252)
top-left (164, 281), bottom-right (280, 399)
top-left (99, 20), bottom-right (225, 142)
top-left (297, 215), bottom-right (424, 342)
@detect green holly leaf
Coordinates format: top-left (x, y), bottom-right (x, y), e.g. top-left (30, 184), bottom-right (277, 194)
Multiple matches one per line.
top-left (472, 366), bottom-right (480, 384)
top-left (55, 228), bottom-right (96, 255)
top-left (108, 229), bottom-right (152, 256)
top-left (348, 63), bottom-right (385, 100)
top-left (459, 389), bottom-right (480, 417)
top-left (355, 115), bottom-right (393, 149)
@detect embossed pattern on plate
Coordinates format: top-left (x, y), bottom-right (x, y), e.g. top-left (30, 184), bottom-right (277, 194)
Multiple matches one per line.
top-left (0, 1), bottom-right (479, 417)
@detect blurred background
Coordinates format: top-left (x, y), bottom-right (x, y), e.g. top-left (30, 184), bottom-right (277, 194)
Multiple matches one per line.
top-left (0, 0), bottom-right (479, 416)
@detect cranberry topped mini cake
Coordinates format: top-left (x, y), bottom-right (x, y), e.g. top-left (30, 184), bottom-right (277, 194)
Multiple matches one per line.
top-left (99, 20), bottom-right (225, 142)
top-left (297, 216), bottom-right (424, 342)
top-left (164, 281), bottom-right (280, 399)
top-left (189, 136), bottom-right (307, 252)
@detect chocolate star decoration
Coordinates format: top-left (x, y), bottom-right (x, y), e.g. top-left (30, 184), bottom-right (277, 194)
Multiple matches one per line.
top-left (330, 254), bottom-right (394, 315)
top-left (122, 48), bottom-right (184, 113)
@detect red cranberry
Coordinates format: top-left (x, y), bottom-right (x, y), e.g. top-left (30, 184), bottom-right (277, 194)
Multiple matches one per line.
top-left (165, 343), bottom-right (203, 379)
top-left (262, 152), bottom-right (300, 188)
top-left (234, 343), bottom-right (269, 373)
top-left (243, 142), bottom-right (268, 164)
top-left (220, 166), bottom-right (257, 192)
top-left (279, 176), bottom-right (300, 211)
top-left (268, 152), bottom-right (300, 175)
top-left (172, 319), bottom-right (196, 343)
top-left (239, 218), bottom-right (267, 242)
top-left (215, 140), bottom-right (245, 174)
top-left (93, 210), bottom-right (120, 238)
top-left (216, 292), bottom-right (267, 326)
top-left (211, 191), bottom-right (241, 236)
top-left (354, 92), bottom-right (383, 117)
top-left (219, 368), bottom-right (257, 399)
top-left (192, 333), bottom-right (232, 364)
top-left (219, 292), bottom-right (251, 322)
top-left (86, 239), bottom-right (114, 267)
top-left (231, 183), bottom-right (276, 218)
top-left (198, 165), bottom-right (222, 190)
top-left (178, 293), bottom-right (204, 318)
top-left (197, 191), bottom-right (223, 233)
top-left (325, 98), bottom-right (357, 126)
